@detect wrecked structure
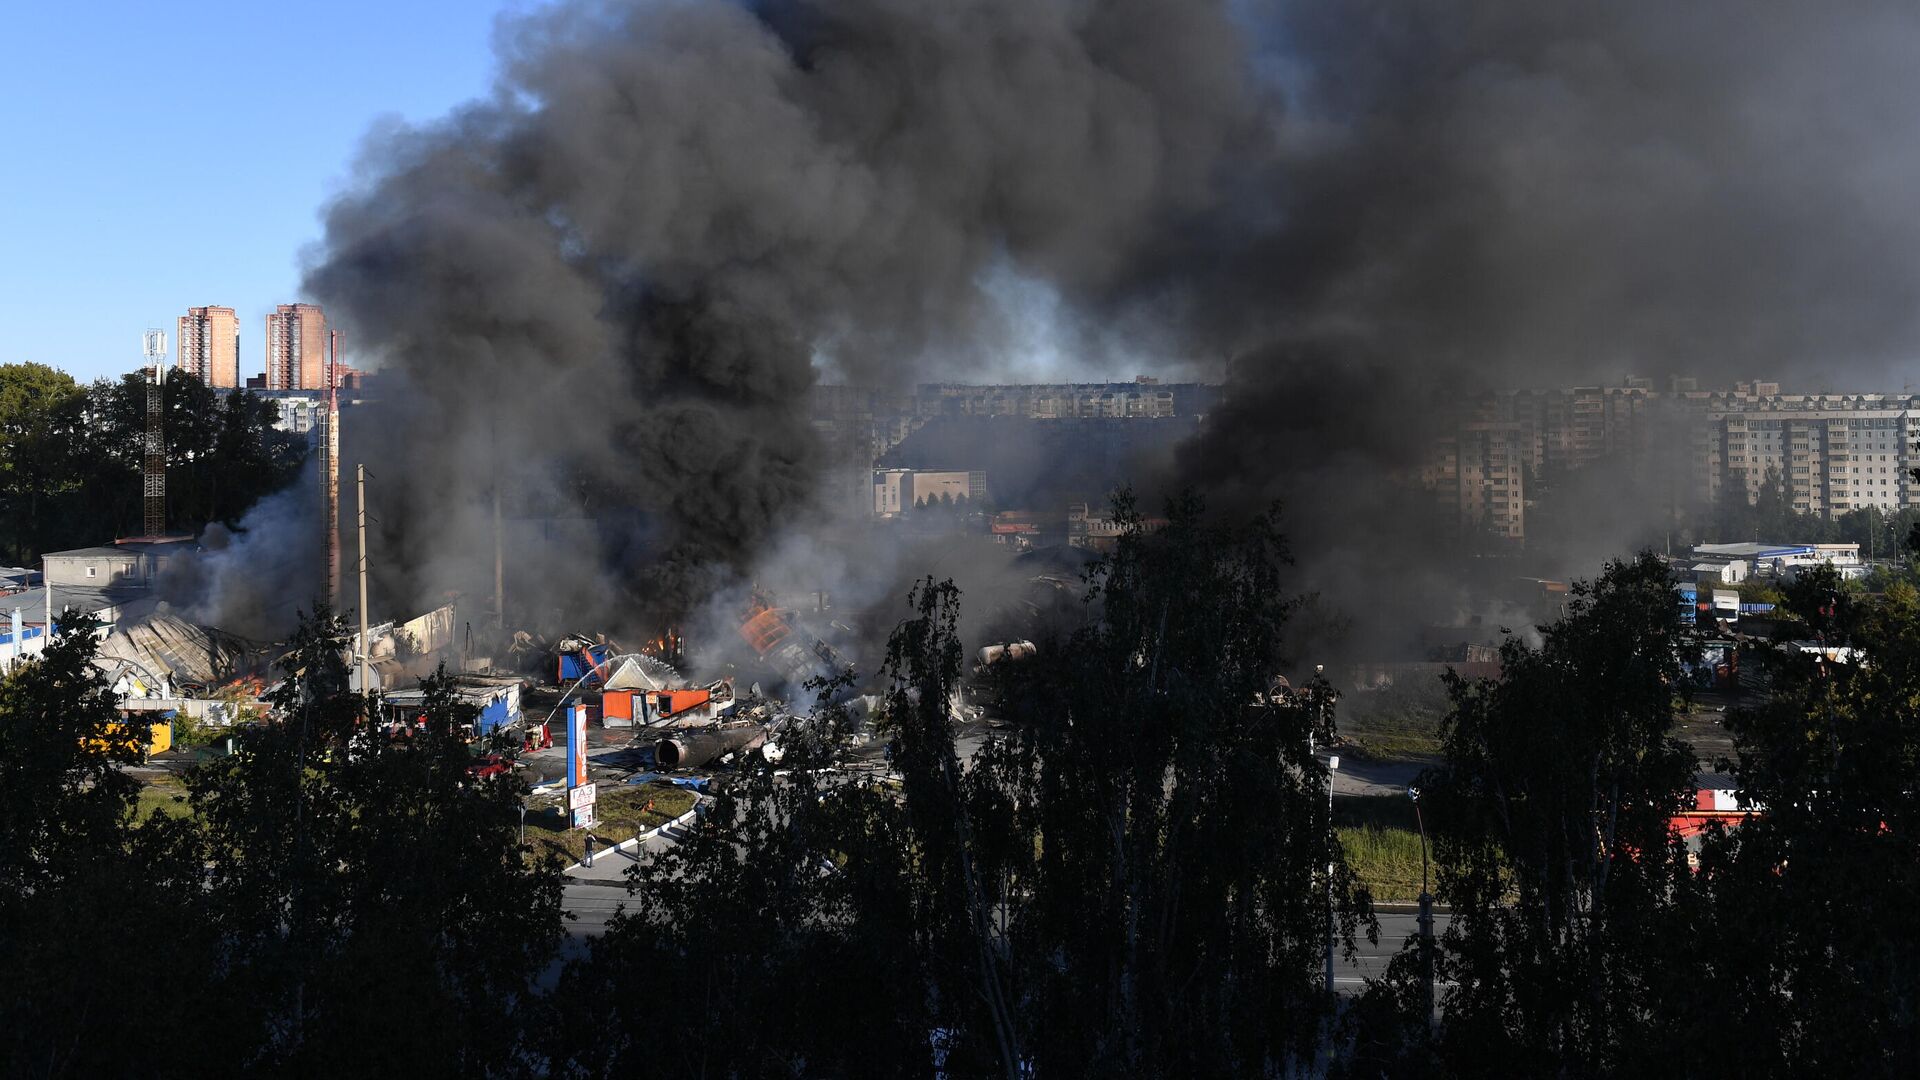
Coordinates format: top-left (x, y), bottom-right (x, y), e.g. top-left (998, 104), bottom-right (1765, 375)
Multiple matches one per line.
top-left (738, 597), bottom-right (856, 703)
top-left (654, 723), bottom-right (766, 770)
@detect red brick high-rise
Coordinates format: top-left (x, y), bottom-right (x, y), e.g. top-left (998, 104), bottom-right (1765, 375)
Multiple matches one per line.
top-left (265, 303), bottom-right (327, 389)
top-left (177, 305), bottom-right (240, 387)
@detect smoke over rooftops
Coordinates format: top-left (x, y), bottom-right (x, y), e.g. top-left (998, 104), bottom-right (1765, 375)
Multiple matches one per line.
top-left (256, 0), bottom-right (1920, 638)
top-left (298, 0), bottom-right (1275, 623)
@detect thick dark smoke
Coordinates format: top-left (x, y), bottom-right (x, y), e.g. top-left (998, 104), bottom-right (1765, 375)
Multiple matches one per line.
top-left (184, 1), bottom-right (1920, 665)
top-left (1168, 1), bottom-right (1920, 662)
top-left (1179, 1), bottom-right (1920, 382)
top-left (290, 0), bottom-right (1271, 637)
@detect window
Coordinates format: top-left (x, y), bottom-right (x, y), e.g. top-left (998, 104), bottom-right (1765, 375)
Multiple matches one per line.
top-left (85, 566), bottom-right (97, 578)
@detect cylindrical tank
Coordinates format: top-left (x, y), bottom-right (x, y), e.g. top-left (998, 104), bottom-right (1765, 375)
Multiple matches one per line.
top-left (978, 640), bottom-right (1037, 667)
top-left (654, 724), bottom-right (764, 769)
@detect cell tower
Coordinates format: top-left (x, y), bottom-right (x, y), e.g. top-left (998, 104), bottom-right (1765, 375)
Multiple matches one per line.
top-left (141, 329), bottom-right (168, 538)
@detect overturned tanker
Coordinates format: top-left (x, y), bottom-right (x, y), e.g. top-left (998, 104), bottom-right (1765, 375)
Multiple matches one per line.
top-left (654, 723), bottom-right (766, 770)
top-left (738, 599), bottom-right (856, 703)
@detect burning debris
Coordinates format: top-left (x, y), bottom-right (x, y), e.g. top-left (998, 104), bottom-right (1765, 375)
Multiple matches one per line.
top-left (653, 723), bottom-right (767, 771)
top-left (95, 612), bottom-right (274, 696)
top-left (737, 594), bottom-right (856, 704)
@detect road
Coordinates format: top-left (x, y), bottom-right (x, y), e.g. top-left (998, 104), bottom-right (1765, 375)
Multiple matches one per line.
top-left (558, 815), bottom-right (693, 934)
top-left (559, 832), bottom-right (1448, 999)
top-left (1336, 910), bottom-right (1451, 992)
top-left (1331, 755), bottom-right (1431, 798)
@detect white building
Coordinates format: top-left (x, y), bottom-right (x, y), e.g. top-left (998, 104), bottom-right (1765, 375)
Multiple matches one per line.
top-left (1692, 542), bottom-right (1866, 580)
top-left (872, 469), bottom-right (988, 518)
top-left (1683, 557), bottom-right (1749, 585)
top-left (1690, 397), bottom-right (1920, 515)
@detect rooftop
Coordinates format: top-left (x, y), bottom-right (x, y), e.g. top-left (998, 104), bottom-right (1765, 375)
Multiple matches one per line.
top-left (4, 584), bottom-right (152, 619)
top-left (43, 538), bottom-right (196, 560)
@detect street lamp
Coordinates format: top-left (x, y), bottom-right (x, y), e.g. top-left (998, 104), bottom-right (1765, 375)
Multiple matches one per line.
top-left (1408, 785), bottom-right (1435, 1026)
top-left (1326, 753), bottom-right (1339, 996)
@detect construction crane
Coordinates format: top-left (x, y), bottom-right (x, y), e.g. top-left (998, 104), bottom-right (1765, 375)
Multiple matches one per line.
top-left (141, 329), bottom-right (168, 538)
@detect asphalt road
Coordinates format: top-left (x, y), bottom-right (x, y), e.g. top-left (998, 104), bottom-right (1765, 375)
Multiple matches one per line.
top-left (563, 857), bottom-right (1449, 999)
top-left (561, 881), bottom-right (633, 937)
top-left (1337, 910), bottom-right (1451, 993)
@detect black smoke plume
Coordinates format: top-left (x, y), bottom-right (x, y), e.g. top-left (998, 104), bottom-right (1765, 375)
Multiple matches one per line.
top-left (1165, 1), bottom-right (1920, 659)
top-left (288, 0), bottom-right (1271, 638)
top-left (187, 1), bottom-right (1920, 661)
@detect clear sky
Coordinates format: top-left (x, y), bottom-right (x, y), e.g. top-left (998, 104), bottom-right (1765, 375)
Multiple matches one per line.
top-left (0, 1), bottom-right (522, 383)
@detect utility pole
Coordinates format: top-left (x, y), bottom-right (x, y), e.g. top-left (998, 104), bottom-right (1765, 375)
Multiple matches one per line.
top-left (323, 331), bottom-right (342, 607)
top-left (141, 329), bottom-right (168, 538)
top-left (1410, 785), bottom-right (1437, 1027)
top-left (503, 484), bottom-right (510, 626)
top-left (357, 465), bottom-right (371, 696)
top-left (1326, 752), bottom-right (1339, 996)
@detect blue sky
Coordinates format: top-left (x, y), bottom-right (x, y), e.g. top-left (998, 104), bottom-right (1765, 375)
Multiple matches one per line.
top-left (0, 1), bottom-right (523, 382)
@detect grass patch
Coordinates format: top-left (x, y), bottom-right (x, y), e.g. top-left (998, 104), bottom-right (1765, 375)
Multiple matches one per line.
top-left (135, 777), bottom-right (192, 822)
top-left (1340, 825), bottom-right (1433, 902)
top-left (1336, 794), bottom-right (1437, 902)
top-left (1339, 675), bottom-right (1450, 761)
top-left (523, 781), bottom-right (699, 867)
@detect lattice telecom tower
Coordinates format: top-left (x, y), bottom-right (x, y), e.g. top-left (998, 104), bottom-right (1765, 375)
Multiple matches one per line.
top-left (141, 329), bottom-right (168, 538)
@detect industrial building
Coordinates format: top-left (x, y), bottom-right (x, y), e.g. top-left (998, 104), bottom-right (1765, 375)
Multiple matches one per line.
top-left (41, 539), bottom-right (192, 589)
top-left (1691, 542), bottom-right (1866, 580)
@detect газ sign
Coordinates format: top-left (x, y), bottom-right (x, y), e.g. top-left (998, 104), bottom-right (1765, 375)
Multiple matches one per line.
top-left (567, 704), bottom-right (594, 828)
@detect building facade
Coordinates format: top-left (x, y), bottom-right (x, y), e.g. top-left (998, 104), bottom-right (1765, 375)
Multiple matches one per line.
top-left (910, 378), bottom-right (1218, 420)
top-left (177, 305), bottom-right (240, 387)
top-left (873, 469), bottom-right (988, 517)
top-left (1421, 380), bottom-right (1920, 543)
top-left (1425, 421), bottom-right (1529, 539)
top-left (265, 303), bottom-right (327, 390)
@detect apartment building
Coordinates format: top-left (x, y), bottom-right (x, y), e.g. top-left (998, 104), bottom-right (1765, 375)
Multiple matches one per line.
top-left (177, 306), bottom-right (240, 387)
top-left (1700, 397), bottom-right (1920, 515)
top-left (1427, 422), bottom-right (1529, 539)
top-left (265, 303), bottom-right (327, 390)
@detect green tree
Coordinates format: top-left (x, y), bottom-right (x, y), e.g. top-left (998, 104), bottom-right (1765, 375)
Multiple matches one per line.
top-left (0, 611), bottom-right (141, 918)
top-left (978, 495), bottom-right (1368, 1074)
top-left (549, 684), bottom-right (933, 1076)
top-left (87, 369), bottom-right (303, 537)
top-left (166, 609), bottom-right (564, 1074)
top-left (1777, 562), bottom-right (1859, 641)
top-left (0, 363), bottom-right (88, 561)
top-left (0, 613), bottom-right (217, 1077)
top-left (1695, 584), bottom-right (1920, 1072)
top-left (1353, 554), bottom-right (1701, 1074)
top-left (560, 495), bottom-right (1366, 1077)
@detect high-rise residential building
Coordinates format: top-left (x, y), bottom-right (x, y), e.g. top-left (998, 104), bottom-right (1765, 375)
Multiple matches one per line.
top-left (1426, 421), bottom-right (1529, 539)
top-left (1695, 395), bottom-right (1920, 516)
top-left (265, 303), bottom-right (327, 390)
top-left (177, 306), bottom-right (240, 387)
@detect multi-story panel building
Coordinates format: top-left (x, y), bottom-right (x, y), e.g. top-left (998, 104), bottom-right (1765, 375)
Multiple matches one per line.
top-left (1701, 397), bottom-right (1920, 514)
top-left (177, 306), bottom-right (240, 387)
top-left (265, 303), bottom-right (327, 390)
top-left (912, 378), bottom-right (1217, 421)
top-left (1427, 422), bottom-right (1528, 540)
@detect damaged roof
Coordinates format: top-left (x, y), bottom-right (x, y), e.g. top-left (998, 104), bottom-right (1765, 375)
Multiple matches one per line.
top-left (96, 612), bottom-right (273, 691)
